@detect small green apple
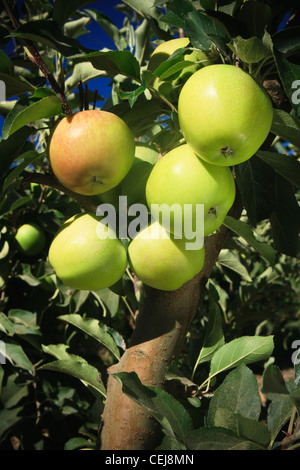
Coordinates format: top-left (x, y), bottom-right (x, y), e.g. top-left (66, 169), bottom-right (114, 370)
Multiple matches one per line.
top-left (49, 109), bottom-right (135, 196)
top-left (148, 37), bottom-right (191, 72)
top-left (135, 143), bottom-right (159, 165)
top-left (15, 223), bottom-right (46, 256)
top-left (178, 64), bottom-right (273, 166)
top-left (48, 213), bottom-right (127, 291)
top-left (146, 144), bottom-right (236, 237)
top-left (40, 274), bottom-right (56, 292)
top-left (128, 220), bottom-right (205, 291)
top-left (148, 38), bottom-right (210, 101)
top-left (119, 144), bottom-right (159, 206)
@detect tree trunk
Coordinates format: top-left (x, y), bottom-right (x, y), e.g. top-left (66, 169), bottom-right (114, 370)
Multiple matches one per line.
top-left (100, 222), bottom-right (233, 450)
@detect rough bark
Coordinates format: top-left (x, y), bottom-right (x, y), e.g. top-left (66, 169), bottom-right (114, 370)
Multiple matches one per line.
top-left (100, 220), bottom-right (234, 450)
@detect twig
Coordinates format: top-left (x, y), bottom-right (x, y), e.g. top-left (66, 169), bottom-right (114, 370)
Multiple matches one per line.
top-left (1, 0), bottom-right (72, 116)
top-left (23, 172), bottom-right (100, 213)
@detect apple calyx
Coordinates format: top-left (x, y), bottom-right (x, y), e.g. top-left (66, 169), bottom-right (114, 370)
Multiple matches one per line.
top-left (208, 206), bottom-right (217, 218)
top-left (221, 146), bottom-right (234, 158)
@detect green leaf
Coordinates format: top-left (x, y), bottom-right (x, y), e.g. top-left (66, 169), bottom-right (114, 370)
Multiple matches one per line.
top-left (91, 288), bottom-right (120, 317)
top-left (58, 314), bottom-right (120, 360)
top-left (9, 19), bottom-right (91, 58)
top-left (224, 216), bottom-right (276, 265)
top-left (257, 150), bottom-right (300, 187)
top-left (235, 0), bottom-right (272, 39)
top-left (270, 109), bottom-right (300, 150)
top-left (118, 80), bottom-right (147, 108)
top-left (272, 26), bottom-right (300, 55)
top-left (192, 284), bottom-right (225, 373)
top-left (52, 0), bottom-right (92, 27)
top-left (161, 0), bottom-right (195, 29)
top-left (231, 414), bottom-right (270, 448)
top-left (42, 343), bottom-right (88, 363)
top-left (269, 173), bottom-right (300, 257)
top-left (205, 335), bottom-right (274, 386)
top-left (64, 436), bottom-right (95, 450)
top-left (84, 50), bottom-right (140, 80)
top-left (3, 341), bottom-right (33, 373)
top-left (64, 16), bottom-right (91, 39)
top-left (185, 10), bottom-right (229, 52)
top-left (0, 126), bottom-right (34, 176)
top-left (39, 360), bottom-right (106, 397)
top-left (186, 426), bottom-right (263, 450)
top-left (235, 155), bottom-right (275, 226)
top-left (1, 372), bottom-right (29, 409)
top-left (267, 395), bottom-right (295, 447)
top-left (0, 312), bottom-right (15, 336)
top-left (7, 309), bottom-right (41, 336)
top-left (273, 48), bottom-right (300, 117)
top-left (208, 365), bottom-right (262, 429)
top-left (121, 0), bottom-right (162, 22)
top-left (228, 36), bottom-right (271, 63)
top-left (217, 249), bottom-right (252, 282)
top-left (0, 72), bottom-right (35, 98)
top-left (0, 50), bottom-right (13, 75)
top-left (113, 371), bottom-right (193, 445)
top-left (165, 361), bottom-right (197, 388)
top-left (261, 364), bottom-right (290, 401)
top-left (2, 95), bottom-right (62, 139)
top-left (2, 150), bottom-right (42, 194)
top-left (64, 61), bottom-right (107, 95)
top-left (0, 407), bottom-right (23, 439)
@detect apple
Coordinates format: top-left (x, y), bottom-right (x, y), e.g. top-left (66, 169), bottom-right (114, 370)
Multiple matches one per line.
top-left (128, 220), bottom-right (205, 291)
top-left (97, 143), bottom-right (159, 207)
top-left (135, 143), bottom-right (159, 165)
top-left (48, 213), bottom-right (127, 291)
top-left (15, 223), bottom-right (46, 256)
top-left (146, 144), bottom-right (236, 237)
top-left (148, 38), bottom-right (210, 101)
top-left (49, 109), bottom-right (135, 196)
top-left (119, 144), bottom-right (159, 206)
top-left (40, 274), bottom-right (56, 292)
top-left (148, 37), bottom-right (191, 72)
top-left (178, 64), bottom-right (273, 166)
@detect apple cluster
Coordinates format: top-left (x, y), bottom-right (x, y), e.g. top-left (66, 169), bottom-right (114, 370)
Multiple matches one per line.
top-left (47, 39), bottom-right (273, 293)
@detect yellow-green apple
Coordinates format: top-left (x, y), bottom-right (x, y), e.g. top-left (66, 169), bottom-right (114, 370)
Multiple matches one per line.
top-left (148, 37), bottom-right (210, 101)
top-left (146, 144), bottom-right (236, 237)
top-left (135, 143), bottom-right (159, 165)
top-left (15, 223), bottom-right (46, 256)
top-left (97, 143), bottom-right (159, 207)
top-left (128, 220), bottom-right (205, 291)
top-left (148, 37), bottom-right (209, 76)
top-left (119, 144), bottom-right (159, 206)
top-left (148, 37), bottom-right (190, 71)
top-left (48, 213), bottom-right (127, 291)
top-left (178, 64), bottom-right (273, 166)
top-left (49, 109), bottom-right (135, 196)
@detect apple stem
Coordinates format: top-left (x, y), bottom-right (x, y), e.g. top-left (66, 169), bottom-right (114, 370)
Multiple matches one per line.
top-left (78, 81), bottom-right (84, 111)
top-left (84, 83), bottom-right (89, 110)
top-left (2, 0), bottom-right (73, 117)
top-left (93, 90), bottom-right (98, 110)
